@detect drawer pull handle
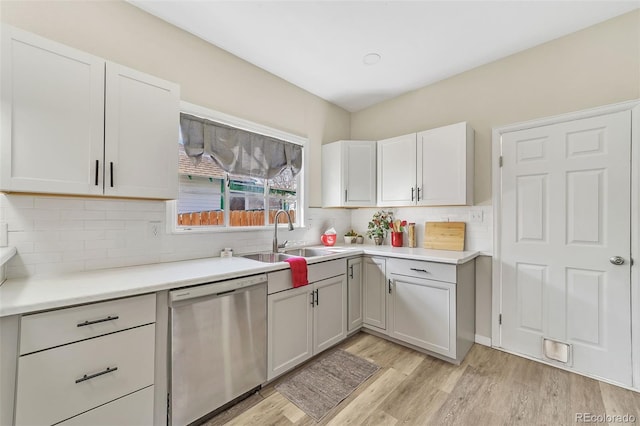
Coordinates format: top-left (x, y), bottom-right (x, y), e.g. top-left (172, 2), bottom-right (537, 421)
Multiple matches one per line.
top-left (410, 268), bottom-right (428, 273)
top-left (75, 366), bottom-right (118, 384)
top-left (77, 315), bottom-right (119, 327)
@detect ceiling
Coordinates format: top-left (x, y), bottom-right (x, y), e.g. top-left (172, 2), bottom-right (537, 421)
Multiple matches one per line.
top-left (129, 1), bottom-right (639, 112)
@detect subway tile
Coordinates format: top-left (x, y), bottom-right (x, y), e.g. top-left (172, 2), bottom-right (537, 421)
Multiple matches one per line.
top-left (58, 230), bottom-right (106, 241)
top-left (34, 240), bottom-right (84, 253)
top-left (84, 220), bottom-right (125, 230)
top-left (34, 197), bottom-right (84, 210)
top-left (3, 195), bottom-right (35, 209)
top-left (35, 261), bottom-right (86, 276)
top-left (84, 199), bottom-right (127, 211)
top-left (17, 252), bottom-right (63, 265)
top-left (6, 263), bottom-right (36, 279)
top-left (85, 239), bottom-right (121, 250)
top-left (66, 210), bottom-right (106, 220)
top-left (63, 249), bottom-right (108, 262)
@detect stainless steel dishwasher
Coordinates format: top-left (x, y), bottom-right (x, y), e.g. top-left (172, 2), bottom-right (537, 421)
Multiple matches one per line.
top-left (169, 274), bottom-right (267, 426)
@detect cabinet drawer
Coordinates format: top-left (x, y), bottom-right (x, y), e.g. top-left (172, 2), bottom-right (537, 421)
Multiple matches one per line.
top-left (268, 259), bottom-right (346, 294)
top-left (58, 386), bottom-right (154, 426)
top-left (20, 293), bottom-right (156, 355)
top-left (15, 324), bottom-right (155, 426)
top-left (387, 258), bottom-right (456, 283)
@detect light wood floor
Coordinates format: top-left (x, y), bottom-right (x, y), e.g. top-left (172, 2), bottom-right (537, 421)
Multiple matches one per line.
top-left (204, 332), bottom-right (640, 425)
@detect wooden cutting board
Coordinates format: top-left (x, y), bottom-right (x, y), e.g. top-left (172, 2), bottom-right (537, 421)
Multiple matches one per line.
top-left (423, 222), bottom-right (466, 251)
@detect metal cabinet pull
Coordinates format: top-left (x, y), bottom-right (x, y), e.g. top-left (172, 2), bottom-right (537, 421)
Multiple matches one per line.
top-left (94, 160), bottom-right (99, 186)
top-left (410, 268), bottom-right (428, 273)
top-left (349, 265), bottom-right (354, 279)
top-left (345, 189), bottom-right (348, 202)
top-left (310, 291), bottom-right (315, 306)
top-left (315, 289), bottom-right (319, 306)
top-left (411, 187), bottom-right (415, 201)
top-left (388, 279), bottom-right (392, 294)
top-left (109, 162), bottom-right (114, 187)
top-left (75, 366), bottom-right (118, 384)
top-left (77, 315), bottom-right (119, 327)
top-left (417, 187), bottom-right (421, 202)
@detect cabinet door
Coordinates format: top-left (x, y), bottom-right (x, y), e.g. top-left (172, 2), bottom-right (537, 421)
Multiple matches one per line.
top-left (347, 258), bottom-right (364, 332)
top-left (267, 286), bottom-right (313, 380)
top-left (0, 26), bottom-right (105, 195)
top-left (313, 275), bottom-right (347, 353)
top-left (104, 63), bottom-right (179, 199)
top-left (377, 134), bottom-right (416, 206)
top-left (388, 274), bottom-right (456, 359)
top-left (417, 122), bottom-right (474, 206)
top-left (344, 141), bottom-right (376, 206)
top-left (363, 257), bottom-right (387, 330)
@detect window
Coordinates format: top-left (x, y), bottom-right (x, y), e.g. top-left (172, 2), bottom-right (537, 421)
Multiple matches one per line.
top-left (173, 102), bottom-right (306, 231)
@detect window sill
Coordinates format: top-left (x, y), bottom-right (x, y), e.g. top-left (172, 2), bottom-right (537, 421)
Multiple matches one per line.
top-left (170, 224), bottom-right (308, 235)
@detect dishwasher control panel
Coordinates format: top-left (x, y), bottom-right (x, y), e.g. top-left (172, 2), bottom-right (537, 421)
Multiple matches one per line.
top-left (170, 273), bottom-right (267, 303)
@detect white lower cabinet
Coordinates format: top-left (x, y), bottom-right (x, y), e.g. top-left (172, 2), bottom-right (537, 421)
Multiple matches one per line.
top-left (386, 258), bottom-right (475, 364)
top-left (347, 257), bottom-right (364, 332)
top-left (268, 285), bottom-right (314, 380)
top-left (58, 386), bottom-right (154, 426)
top-left (313, 275), bottom-right (348, 353)
top-left (267, 265), bottom-right (347, 381)
top-left (362, 257), bottom-right (387, 332)
top-left (13, 294), bottom-right (157, 425)
top-left (388, 276), bottom-right (456, 358)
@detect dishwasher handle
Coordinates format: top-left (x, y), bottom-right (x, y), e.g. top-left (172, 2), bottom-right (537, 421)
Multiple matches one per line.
top-left (170, 273), bottom-right (267, 304)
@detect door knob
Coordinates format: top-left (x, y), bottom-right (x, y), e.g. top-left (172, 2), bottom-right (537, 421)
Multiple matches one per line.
top-left (609, 256), bottom-right (625, 265)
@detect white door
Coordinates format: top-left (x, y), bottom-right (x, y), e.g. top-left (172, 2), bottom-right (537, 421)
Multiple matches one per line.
top-left (267, 286), bottom-right (313, 380)
top-left (313, 275), bottom-right (347, 353)
top-left (347, 257), bottom-right (364, 331)
top-left (500, 110), bottom-right (632, 385)
top-left (0, 26), bottom-right (104, 195)
top-left (344, 141), bottom-right (376, 206)
top-left (104, 62), bottom-right (179, 199)
top-left (377, 134), bottom-right (416, 206)
top-left (363, 257), bottom-right (387, 330)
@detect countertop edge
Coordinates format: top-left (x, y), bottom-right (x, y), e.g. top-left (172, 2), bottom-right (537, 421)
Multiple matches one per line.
top-left (0, 246), bottom-right (17, 268)
top-left (0, 247), bottom-right (480, 317)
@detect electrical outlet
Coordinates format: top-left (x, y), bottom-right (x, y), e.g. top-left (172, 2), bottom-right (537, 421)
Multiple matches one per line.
top-left (469, 210), bottom-right (484, 223)
top-left (148, 220), bottom-right (162, 239)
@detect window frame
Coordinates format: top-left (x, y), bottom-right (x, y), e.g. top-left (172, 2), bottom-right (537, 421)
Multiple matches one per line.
top-left (167, 101), bottom-right (308, 234)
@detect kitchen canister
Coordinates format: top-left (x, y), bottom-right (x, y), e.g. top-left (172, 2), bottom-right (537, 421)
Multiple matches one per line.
top-left (408, 223), bottom-right (416, 248)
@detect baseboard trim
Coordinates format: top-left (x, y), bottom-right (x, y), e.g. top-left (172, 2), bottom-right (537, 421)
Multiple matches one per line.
top-left (474, 334), bottom-right (492, 346)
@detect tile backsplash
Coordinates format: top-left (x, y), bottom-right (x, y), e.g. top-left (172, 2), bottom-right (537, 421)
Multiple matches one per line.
top-left (0, 194), bottom-right (351, 279)
top-left (0, 194), bottom-right (491, 279)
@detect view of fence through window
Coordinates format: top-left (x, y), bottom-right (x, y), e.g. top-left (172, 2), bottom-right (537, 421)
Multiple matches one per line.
top-left (177, 144), bottom-right (298, 228)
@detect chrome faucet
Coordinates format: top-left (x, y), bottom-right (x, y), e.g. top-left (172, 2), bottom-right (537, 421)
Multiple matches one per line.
top-left (273, 209), bottom-right (294, 252)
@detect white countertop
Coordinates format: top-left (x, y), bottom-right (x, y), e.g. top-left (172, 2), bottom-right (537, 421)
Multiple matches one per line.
top-left (0, 245), bottom-right (479, 317)
top-left (0, 246), bottom-right (17, 268)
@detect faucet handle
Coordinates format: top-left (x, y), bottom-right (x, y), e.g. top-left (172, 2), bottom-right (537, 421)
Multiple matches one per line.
top-left (278, 240), bottom-right (288, 249)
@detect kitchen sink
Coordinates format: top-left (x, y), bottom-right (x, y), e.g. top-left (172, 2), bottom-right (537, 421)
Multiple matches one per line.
top-left (283, 247), bottom-right (334, 257)
top-left (242, 252), bottom-right (293, 263)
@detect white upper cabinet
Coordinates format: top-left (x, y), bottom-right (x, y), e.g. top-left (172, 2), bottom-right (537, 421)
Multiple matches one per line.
top-left (322, 140), bottom-right (376, 207)
top-left (377, 122), bottom-right (474, 207)
top-left (0, 25), bottom-right (179, 199)
top-left (417, 122), bottom-right (474, 206)
top-left (377, 133), bottom-right (417, 206)
top-left (104, 63), bottom-right (179, 199)
top-left (0, 26), bottom-right (105, 196)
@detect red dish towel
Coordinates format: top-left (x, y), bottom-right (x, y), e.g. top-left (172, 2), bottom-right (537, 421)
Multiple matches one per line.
top-left (284, 257), bottom-right (309, 288)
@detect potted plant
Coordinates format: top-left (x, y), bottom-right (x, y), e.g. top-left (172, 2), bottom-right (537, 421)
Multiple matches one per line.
top-left (366, 210), bottom-right (393, 245)
top-left (344, 229), bottom-right (358, 244)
